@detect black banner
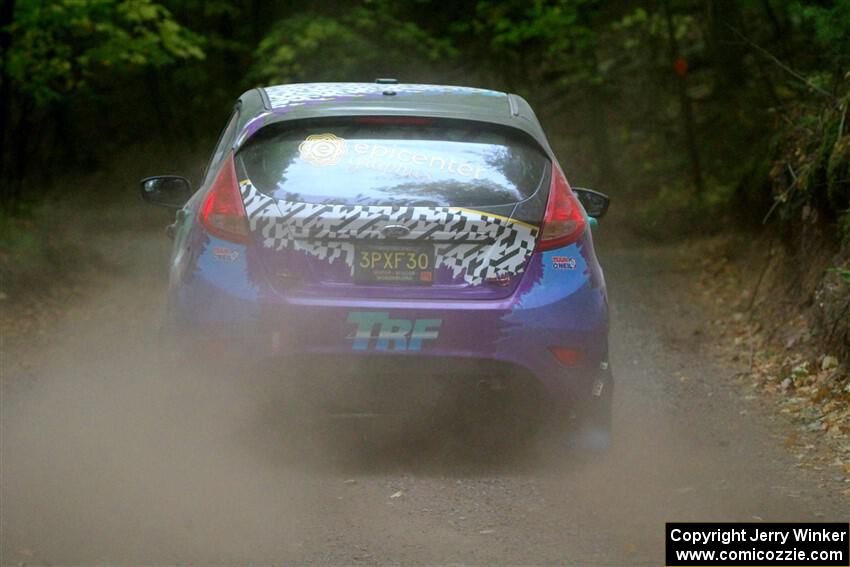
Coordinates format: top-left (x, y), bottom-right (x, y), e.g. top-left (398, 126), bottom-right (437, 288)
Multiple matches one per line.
top-left (666, 523), bottom-right (849, 566)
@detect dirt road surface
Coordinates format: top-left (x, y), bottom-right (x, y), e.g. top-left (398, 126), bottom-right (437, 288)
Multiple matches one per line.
top-left (2, 196), bottom-right (847, 565)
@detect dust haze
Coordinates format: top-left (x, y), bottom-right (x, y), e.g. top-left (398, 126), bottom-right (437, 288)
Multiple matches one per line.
top-left (1, 174), bottom-right (845, 566)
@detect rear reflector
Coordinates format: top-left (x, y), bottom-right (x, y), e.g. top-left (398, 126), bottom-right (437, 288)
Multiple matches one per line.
top-left (537, 163), bottom-right (587, 251)
top-left (200, 153), bottom-right (250, 244)
top-left (550, 347), bottom-right (584, 367)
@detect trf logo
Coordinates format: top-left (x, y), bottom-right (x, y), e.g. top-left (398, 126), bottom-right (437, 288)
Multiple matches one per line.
top-left (346, 312), bottom-right (442, 351)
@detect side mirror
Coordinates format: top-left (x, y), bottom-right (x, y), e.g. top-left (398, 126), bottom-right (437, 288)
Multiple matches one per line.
top-left (140, 176), bottom-right (192, 209)
top-left (573, 187), bottom-right (610, 219)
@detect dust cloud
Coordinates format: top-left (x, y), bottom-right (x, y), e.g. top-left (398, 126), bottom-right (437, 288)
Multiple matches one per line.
top-left (1, 191), bottom-right (845, 566)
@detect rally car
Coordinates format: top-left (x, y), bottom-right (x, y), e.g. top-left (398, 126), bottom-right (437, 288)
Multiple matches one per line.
top-left (141, 80), bottom-right (612, 449)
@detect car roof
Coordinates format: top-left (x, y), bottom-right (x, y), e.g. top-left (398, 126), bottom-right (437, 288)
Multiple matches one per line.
top-left (233, 82), bottom-right (553, 154)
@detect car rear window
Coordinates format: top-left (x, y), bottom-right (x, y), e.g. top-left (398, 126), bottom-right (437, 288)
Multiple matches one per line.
top-left (236, 118), bottom-right (549, 207)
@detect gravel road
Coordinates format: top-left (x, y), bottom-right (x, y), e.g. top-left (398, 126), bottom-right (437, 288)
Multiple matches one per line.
top-left (2, 200), bottom-right (847, 565)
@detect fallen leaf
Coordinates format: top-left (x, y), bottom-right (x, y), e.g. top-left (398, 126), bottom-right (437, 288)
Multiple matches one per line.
top-left (821, 356), bottom-right (839, 371)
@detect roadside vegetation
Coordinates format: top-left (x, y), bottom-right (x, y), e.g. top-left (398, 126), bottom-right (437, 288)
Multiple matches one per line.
top-left (1, 0), bottom-right (848, 444)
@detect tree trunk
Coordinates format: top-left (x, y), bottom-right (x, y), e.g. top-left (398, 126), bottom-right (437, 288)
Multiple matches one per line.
top-left (0, 0), bottom-right (16, 206)
top-left (706, 0), bottom-right (746, 89)
top-left (588, 84), bottom-right (616, 188)
top-left (663, 0), bottom-right (704, 197)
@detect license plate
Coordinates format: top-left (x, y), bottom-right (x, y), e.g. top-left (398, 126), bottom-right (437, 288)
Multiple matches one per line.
top-left (354, 244), bottom-right (435, 285)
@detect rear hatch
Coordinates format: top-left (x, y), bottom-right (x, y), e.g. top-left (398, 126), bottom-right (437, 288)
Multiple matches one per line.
top-left (236, 117), bottom-right (550, 299)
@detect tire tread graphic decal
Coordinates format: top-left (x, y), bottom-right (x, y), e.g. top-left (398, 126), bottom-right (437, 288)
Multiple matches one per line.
top-left (240, 181), bottom-right (538, 285)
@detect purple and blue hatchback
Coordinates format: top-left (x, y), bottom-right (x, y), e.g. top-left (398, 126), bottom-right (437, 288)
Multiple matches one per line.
top-left (141, 81), bottom-right (613, 449)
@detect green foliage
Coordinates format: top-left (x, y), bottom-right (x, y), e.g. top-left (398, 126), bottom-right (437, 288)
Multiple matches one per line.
top-left (770, 95), bottom-right (849, 241)
top-left (789, 0), bottom-right (850, 70)
top-left (826, 266), bottom-right (850, 285)
top-left (827, 125), bottom-right (850, 213)
top-left (839, 212), bottom-right (850, 245)
top-left (2, 0), bottom-right (850, 253)
top-left (249, 6), bottom-right (456, 86)
top-left (476, 0), bottom-right (598, 82)
top-left (633, 177), bottom-right (736, 240)
top-left (251, 13), bottom-right (369, 84)
top-left (7, 0), bottom-right (204, 105)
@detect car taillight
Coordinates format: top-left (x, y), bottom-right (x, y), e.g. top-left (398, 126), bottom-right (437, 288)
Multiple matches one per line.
top-left (200, 154), bottom-right (249, 244)
top-left (536, 163), bottom-right (586, 251)
top-left (353, 116), bottom-right (434, 125)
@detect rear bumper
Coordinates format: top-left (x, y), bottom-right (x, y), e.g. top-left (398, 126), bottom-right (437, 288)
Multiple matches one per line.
top-left (168, 235), bottom-right (610, 410)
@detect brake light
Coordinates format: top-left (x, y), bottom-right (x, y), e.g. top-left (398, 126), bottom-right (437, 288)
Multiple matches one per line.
top-left (200, 154), bottom-right (249, 244)
top-left (353, 116), bottom-right (434, 126)
top-left (537, 163), bottom-right (586, 251)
